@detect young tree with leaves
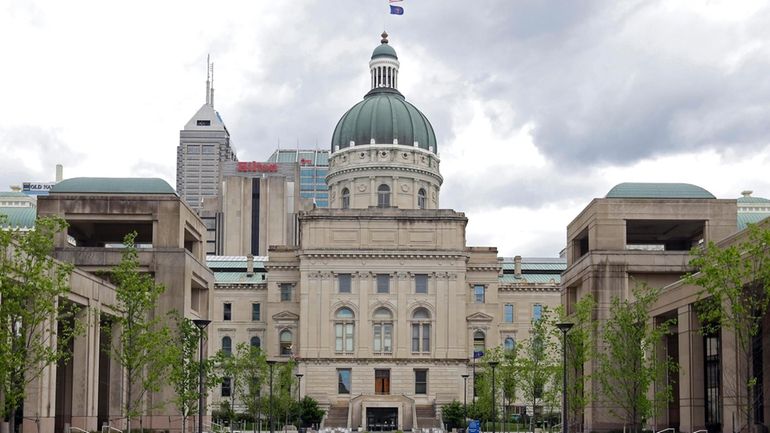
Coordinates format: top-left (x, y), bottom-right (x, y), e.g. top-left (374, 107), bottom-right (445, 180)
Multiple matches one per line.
top-left (109, 232), bottom-right (172, 433)
top-left (0, 216), bottom-right (79, 433)
top-left (232, 343), bottom-right (267, 433)
top-left (686, 223), bottom-right (770, 432)
top-left (595, 284), bottom-right (674, 433)
top-left (519, 307), bottom-right (560, 433)
top-left (552, 294), bottom-right (596, 433)
top-left (168, 314), bottom-right (217, 433)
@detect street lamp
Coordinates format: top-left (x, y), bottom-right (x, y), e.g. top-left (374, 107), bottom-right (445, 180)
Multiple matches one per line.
top-left (488, 361), bottom-right (499, 433)
top-left (461, 373), bottom-right (469, 422)
top-left (193, 319), bottom-right (212, 433)
top-left (267, 360), bottom-right (276, 433)
top-left (295, 373), bottom-right (304, 431)
top-left (556, 323), bottom-right (574, 433)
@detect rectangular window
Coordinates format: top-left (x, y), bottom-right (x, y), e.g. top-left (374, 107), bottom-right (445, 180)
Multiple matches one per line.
top-left (338, 369), bottom-right (351, 394)
top-left (533, 304), bottom-right (543, 321)
top-left (339, 274), bottom-right (352, 293)
top-left (415, 274), bottom-right (428, 294)
top-left (377, 274), bottom-right (390, 294)
top-left (252, 303), bottom-right (261, 321)
top-left (414, 369), bottom-right (428, 395)
top-left (223, 303), bottom-right (232, 321)
top-left (221, 377), bottom-right (231, 397)
top-left (196, 120), bottom-right (211, 126)
top-left (374, 323), bottom-right (393, 354)
top-left (474, 285), bottom-right (485, 303)
top-left (280, 283), bottom-right (293, 301)
top-left (504, 304), bottom-right (514, 323)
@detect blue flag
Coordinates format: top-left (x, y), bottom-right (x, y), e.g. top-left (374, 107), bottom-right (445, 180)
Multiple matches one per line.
top-left (390, 5), bottom-right (404, 15)
top-left (473, 350), bottom-right (484, 359)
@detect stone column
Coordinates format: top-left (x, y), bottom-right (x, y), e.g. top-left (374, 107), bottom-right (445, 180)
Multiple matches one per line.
top-left (71, 305), bottom-right (100, 432)
top-left (677, 304), bottom-right (706, 433)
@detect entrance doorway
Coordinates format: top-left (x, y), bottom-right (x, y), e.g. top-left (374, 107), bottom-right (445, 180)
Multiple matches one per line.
top-left (375, 369), bottom-right (390, 395)
top-left (367, 408), bottom-right (398, 431)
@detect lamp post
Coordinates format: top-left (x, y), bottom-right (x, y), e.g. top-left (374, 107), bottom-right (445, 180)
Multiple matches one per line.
top-left (461, 373), bottom-right (469, 423)
top-left (488, 361), bottom-right (499, 433)
top-left (193, 319), bottom-right (212, 433)
top-left (267, 360), bottom-right (276, 433)
top-left (295, 373), bottom-right (304, 432)
top-left (556, 323), bottom-right (574, 433)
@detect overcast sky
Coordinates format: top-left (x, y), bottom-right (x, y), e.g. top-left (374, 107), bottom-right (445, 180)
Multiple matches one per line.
top-left (2, 0), bottom-right (770, 257)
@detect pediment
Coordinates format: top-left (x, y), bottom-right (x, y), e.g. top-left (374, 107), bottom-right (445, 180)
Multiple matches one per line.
top-left (272, 311), bottom-right (300, 321)
top-left (466, 312), bottom-right (494, 322)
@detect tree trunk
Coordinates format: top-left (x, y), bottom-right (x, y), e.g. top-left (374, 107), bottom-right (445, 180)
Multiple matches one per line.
top-left (9, 406), bottom-right (16, 433)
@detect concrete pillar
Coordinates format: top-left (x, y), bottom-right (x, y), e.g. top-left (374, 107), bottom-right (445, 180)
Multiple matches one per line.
top-left (677, 304), bottom-right (705, 433)
top-left (71, 306), bottom-right (100, 432)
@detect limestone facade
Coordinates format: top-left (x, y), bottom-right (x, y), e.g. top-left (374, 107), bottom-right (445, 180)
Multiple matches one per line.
top-left (32, 179), bottom-right (215, 433)
top-left (561, 189), bottom-right (745, 433)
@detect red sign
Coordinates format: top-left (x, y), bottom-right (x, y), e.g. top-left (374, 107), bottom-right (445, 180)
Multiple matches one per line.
top-left (300, 158), bottom-right (313, 165)
top-left (237, 162), bottom-right (278, 173)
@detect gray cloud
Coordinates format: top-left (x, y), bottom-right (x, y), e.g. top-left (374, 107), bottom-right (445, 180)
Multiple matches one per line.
top-left (0, 126), bottom-right (83, 188)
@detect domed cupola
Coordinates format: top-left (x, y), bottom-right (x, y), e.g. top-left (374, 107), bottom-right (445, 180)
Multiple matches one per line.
top-left (326, 33), bottom-right (442, 211)
top-left (331, 32), bottom-right (437, 154)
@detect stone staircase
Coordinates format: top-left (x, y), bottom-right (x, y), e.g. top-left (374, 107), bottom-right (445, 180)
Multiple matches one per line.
top-left (416, 405), bottom-right (440, 429)
top-left (324, 404), bottom-right (349, 428)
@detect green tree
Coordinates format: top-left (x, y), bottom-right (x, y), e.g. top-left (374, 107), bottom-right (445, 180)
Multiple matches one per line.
top-left (441, 400), bottom-right (466, 430)
top-left (233, 343), bottom-right (267, 433)
top-left (273, 360), bottom-right (297, 429)
top-left (0, 216), bottom-right (79, 433)
top-left (595, 284), bottom-right (674, 433)
top-left (519, 307), bottom-right (560, 433)
top-left (552, 294), bottom-right (596, 433)
top-left (686, 223), bottom-right (770, 432)
top-left (290, 396), bottom-right (325, 428)
top-left (168, 314), bottom-right (217, 433)
top-left (109, 232), bottom-right (172, 433)
top-left (499, 347), bottom-right (519, 433)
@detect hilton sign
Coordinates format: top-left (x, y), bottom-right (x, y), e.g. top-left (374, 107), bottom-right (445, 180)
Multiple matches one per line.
top-left (237, 162), bottom-right (278, 173)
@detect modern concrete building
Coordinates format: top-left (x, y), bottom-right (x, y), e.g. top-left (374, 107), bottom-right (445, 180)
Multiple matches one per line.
top-left (561, 183), bottom-right (770, 433)
top-left (30, 177), bottom-right (215, 433)
top-left (198, 149), bottom-right (330, 256)
top-left (176, 59), bottom-right (237, 212)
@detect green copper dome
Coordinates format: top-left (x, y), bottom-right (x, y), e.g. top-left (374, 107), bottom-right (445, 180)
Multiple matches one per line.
top-left (372, 43), bottom-right (397, 59)
top-left (331, 87), bottom-right (437, 153)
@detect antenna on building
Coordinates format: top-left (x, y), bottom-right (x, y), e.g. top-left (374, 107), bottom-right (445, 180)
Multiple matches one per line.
top-left (210, 61), bottom-right (215, 108)
top-left (205, 54), bottom-right (211, 105)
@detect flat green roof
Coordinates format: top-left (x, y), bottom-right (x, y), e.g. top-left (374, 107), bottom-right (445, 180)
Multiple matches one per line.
top-left (0, 206), bottom-right (36, 229)
top-left (51, 178), bottom-right (175, 195)
top-left (0, 191), bottom-right (28, 198)
top-left (606, 182), bottom-right (715, 199)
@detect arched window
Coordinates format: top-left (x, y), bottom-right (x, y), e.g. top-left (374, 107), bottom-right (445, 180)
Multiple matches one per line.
top-left (221, 336), bottom-right (232, 356)
top-left (504, 337), bottom-right (515, 352)
top-left (377, 184), bottom-right (390, 208)
top-left (335, 307), bottom-right (355, 354)
top-left (411, 308), bottom-right (431, 353)
top-left (279, 330), bottom-right (293, 356)
top-left (473, 331), bottom-right (486, 353)
top-left (418, 188), bottom-right (426, 209)
top-left (341, 188), bottom-right (350, 209)
top-left (373, 307), bottom-right (393, 354)
top-left (250, 336), bottom-right (261, 349)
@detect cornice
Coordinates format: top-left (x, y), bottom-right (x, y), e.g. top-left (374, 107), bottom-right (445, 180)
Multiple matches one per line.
top-left (327, 164), bottom-right (443, 185)
top-left (296, 357), bottom-right (470, 366)
top-left (213, 283), bottom-right (267, 290)
top-left (498, 284), bottom-right (562, 292)
top-left (300, 251), bottom-right (467, 260)
top-left (467, 265), bottom-right (502, 272)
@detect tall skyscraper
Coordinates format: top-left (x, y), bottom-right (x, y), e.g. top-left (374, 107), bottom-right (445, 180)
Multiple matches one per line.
top-left (176, 57), bottom-right (237, 211)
